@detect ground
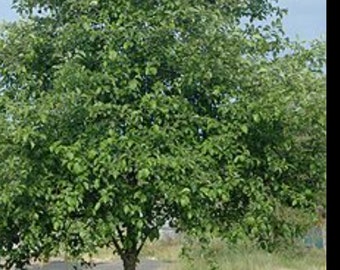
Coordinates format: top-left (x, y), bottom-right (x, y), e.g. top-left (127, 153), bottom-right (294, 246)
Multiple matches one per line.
top-left (24, 259), bottom-right (165, 270)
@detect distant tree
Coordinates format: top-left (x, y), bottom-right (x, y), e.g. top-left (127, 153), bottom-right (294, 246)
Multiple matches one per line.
top-left (0, 1), bottom-right (325, 269)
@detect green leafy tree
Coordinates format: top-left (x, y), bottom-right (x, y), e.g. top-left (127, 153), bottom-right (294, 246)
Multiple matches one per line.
top-left (0, 1), bottom-right (325, 269)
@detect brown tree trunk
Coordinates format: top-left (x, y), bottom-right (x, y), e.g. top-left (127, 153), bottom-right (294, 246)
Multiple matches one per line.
top-left (122, 251), bottom-right (138, 270)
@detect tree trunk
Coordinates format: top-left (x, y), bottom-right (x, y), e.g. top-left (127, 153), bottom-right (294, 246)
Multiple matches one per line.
top-left (122, 251), bottom-right (138, 270)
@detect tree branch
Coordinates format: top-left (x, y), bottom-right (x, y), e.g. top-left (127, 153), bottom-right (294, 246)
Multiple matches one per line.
top-left (111, 237), bottom-right (123, 256)
top-left (116, 225), bottom-right (125, 243)
top-left (136, 233), bottom-right (149, 257)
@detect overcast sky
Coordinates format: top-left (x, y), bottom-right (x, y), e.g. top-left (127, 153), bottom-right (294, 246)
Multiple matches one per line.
top-left (0, 0), bottom-right (326, 41)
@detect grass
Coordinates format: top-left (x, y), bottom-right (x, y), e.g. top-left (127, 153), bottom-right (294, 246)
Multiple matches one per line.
top-left (138, 238), bottom-right (326, 270)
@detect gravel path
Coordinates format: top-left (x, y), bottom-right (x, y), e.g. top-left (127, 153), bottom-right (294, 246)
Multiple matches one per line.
top-left (23, 259), bottom-right (167, 270)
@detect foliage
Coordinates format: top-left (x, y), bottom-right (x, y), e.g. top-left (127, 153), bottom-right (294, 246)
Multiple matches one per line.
top-left (0, 0), bottom-right (325, 269)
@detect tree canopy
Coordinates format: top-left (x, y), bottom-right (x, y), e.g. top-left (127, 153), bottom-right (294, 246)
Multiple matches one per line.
top-left (0, 1), bottom-right (326, 269)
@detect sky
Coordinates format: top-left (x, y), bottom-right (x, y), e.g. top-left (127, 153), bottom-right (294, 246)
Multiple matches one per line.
top-left (0, 0), bottom-right (326, 41)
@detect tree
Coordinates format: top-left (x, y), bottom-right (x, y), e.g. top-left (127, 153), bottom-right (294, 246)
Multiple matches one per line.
top-left (0, 1), bottom-right (326, 269)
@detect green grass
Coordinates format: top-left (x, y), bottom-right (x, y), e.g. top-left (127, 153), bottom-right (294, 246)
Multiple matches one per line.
top-left (139, 238), bottom-right (326, 270)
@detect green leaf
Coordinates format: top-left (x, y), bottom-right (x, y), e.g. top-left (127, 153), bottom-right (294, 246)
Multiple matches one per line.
top-left (253, 114), bottom-right (260, 123)
top-left (240, 125), bottom-right (248, 134)
top-left (179, 196), bottom-right (190, 207)
top-left (128, 79), bottom-right (138, 90)
top-left (136, 220), bottom-right (144, 229)
top-left (146, 66), bottom-right (157, 76)
top-left (200, 187), bottom-right (210, 197)
top-left (66, 151), bottom-right (74, 160)
top-left (30, 140), bottom-right (35, 149)
top-left (123, 41), bottom-right (133, 50)
top-left (94, 202), bottom-right (101, 212)
top-left (73, 162), bottom-right (84, 174)
top-left (137, 168), bottom-right (150, 180)
top-left (123, 205), bottom-right (130, 214)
